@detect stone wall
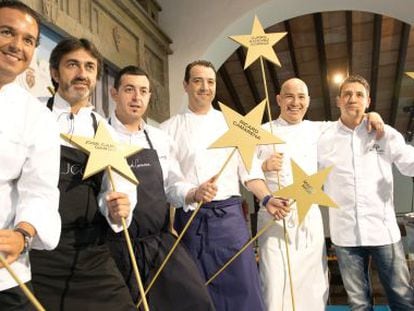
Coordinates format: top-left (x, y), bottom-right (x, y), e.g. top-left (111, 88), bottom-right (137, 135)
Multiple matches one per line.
top-left (24, 0), bottom-right (171, 122)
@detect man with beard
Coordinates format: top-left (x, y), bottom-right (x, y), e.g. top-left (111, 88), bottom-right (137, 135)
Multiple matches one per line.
top-left (0, 1), bottom-right (61, 310)
top-left (30, 38), bottom-right (136, 311)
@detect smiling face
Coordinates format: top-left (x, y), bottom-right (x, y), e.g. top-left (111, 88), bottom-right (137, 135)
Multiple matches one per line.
top-left (51, 48), bottom-right (98, 107)
top-left (184, 65), bottom-right (216, 114)
top-left (112, 73), bottom-right (151, 130)
top-left (0, 7), bottom-right (38, 88)
top-left (277, 78), bottom-right (310, 124)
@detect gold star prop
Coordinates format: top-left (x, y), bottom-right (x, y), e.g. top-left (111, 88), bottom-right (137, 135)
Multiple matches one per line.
top-left (230, 15), bottom-right (287, 69)
top-left (406, 72), bottom-right (414, 79)
top-left (61, 121), bottom-right (142, 184)
top-left (209, 100), bottom-right (284, 171)
top-left (273, 160), bottom-right (338, 224)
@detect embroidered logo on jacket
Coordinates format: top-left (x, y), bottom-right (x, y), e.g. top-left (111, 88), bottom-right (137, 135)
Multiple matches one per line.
top-left (368, 143), bottom-right (385, 154)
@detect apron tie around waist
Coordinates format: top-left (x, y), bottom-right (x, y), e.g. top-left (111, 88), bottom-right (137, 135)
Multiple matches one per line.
top-left (190, 197), bottom-right (240, 259)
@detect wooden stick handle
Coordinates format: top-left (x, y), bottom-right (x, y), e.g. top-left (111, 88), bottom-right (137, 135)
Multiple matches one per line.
top-left (205, 218), bottom-right (275, 285)
top-left (137, 148), bottom-right (237, 309)
top-left (136, 201), bottom-right (203, 309)
top-left (121, 217), bottom-right (150, 311)
top-left (282, 217), bottom-right (295, 310)
top-left (215, 148), bottom-right (237, 180)
top-left (260, 57), bottom-right (276, 153)
top-left (107, 166), bottom-right (150, 311)
top-left (0, 254), bottom-right (45, 311)
top-left (260, 56), bottom-right (296, 310)
top-left (205, 200), bottom-right (295, 285)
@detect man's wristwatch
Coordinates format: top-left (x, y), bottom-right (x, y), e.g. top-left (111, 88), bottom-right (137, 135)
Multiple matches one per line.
top-left (14, 227), bottom-right (33, 254)
top-left (261, 194), bottom-right (273, 208)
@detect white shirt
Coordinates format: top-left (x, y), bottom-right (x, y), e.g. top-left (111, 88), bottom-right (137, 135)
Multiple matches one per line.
top-left (109, 114), bottom-right (193, 207)
top-left (0, 82), bottom-right (61, 291)
top-left (51, 93), bottom-right (136, 232)
top-left (257, 118), bottom-right (330, 311)
top-left (318, 119), bottom-right (414, 246)
top-left (259, 118), bottom-right (322, 191)
top-left (160, 106), bottom-right (264, 210)
top-left (257, 118), bottom-right (327, 247)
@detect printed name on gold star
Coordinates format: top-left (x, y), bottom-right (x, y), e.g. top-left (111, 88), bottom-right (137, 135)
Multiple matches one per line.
top-left (273, 160), bottom-right (338, 224)
top-left (230, 15), bottom-right (287, 69)
top-left (209, 100), bottom-right (284, 171)
top-left (61, 121), bottom-right (142, 184)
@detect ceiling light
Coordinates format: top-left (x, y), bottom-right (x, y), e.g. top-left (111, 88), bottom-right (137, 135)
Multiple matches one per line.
top-left (332, 73), bottom-right (345, 85)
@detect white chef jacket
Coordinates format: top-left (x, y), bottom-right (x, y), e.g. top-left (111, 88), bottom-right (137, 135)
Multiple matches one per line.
top-left (0, 82), bottom-right (61, 291)
top-left (160, 106), bottom-right (264, 211)
top-left (109, 113), bottom-right (193, 207)
top-left (51, 93), bottom-right (136, 232)
top-left (257, 118), bottom-right (329, 311)
top-left (318, 119), bottom-right (414, 247)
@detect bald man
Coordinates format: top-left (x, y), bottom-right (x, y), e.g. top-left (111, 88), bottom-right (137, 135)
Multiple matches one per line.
top-left (257, 78), bottom-right (384, 311)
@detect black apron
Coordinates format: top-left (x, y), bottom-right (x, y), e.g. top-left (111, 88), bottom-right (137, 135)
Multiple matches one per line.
top-left (30, 99), bottom-right (135, 311)
top-left (106, 128), bottom-right (215, 311)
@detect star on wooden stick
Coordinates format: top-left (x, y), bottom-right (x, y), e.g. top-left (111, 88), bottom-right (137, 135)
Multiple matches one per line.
top-left (273, 160), bottom-right (338, 224)
top-left (61, 121), bottom-right (142, 184)
top-left (230, 15), bottom-right (287, 69)
top-left (209, 100), bottom-right (284, 171)
top-left (406, 72), bottom-right (414, 79)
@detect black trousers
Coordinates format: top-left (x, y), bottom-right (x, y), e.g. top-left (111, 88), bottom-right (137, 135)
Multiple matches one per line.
top-left (0, 282), bottom-right (36, 311)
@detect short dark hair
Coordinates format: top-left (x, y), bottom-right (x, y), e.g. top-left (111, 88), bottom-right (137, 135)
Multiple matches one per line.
top-left (0, 0), bottom-right (41, 46)
top-left (339, 74), bottom-right (370, 96)
top-left (184, 60), bottom-right (216, 83)
top-left (49, 38), bottom-right (103, 89)
top-left (114, 65), bottom-right (151, 90)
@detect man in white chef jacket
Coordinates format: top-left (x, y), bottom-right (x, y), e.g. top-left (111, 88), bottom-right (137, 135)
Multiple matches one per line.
top-left (318, 74), bottom-right (414, 310)
top-left (257, 77), bottom-right (385, 311)
top-left (257, 78), bottom-right (329, 311)
top-left (0, 1), bottom-right (61, 309)
top-left (161, 59), bottom-right (290, 311)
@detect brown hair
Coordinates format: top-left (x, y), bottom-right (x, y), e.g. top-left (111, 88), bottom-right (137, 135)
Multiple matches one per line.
top-left (0, 0), bottom-right (41, 46)
top-left (114, 65), bottom-right (151, 91)
top-left (184, 60), bottom-right (216, 83)
top-left (49, 38), bottom-right (103, 89)
top-left (338, 74), bottom-right (370, 96)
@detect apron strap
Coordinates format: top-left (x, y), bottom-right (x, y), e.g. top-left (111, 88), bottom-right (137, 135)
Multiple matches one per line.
top-left (47, 97), bottom-right (97, 134)
top-left (46, 96), bottom-right (54, 111)
top-left (91, 113), bottom-right (98, 133)
top-left (143, 129), bottom-right (154, 150)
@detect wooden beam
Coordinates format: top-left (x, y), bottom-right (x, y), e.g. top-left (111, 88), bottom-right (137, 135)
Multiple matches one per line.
top-left (369, 14), bottom-right (382, 111)
top-left (346, 11), bottom-right (353, 75)
top-left (236, 47), bottom-right (261, 103)
top-left (218, 65), bottom-right (246, 114)
top-left (314, 13), bottom-right (332, 120)
top-left (389, 22), bottom-right (411, 126)
top-left (264, 61), bottom-right (280, 122)
top-left (284, 20), bottom-right (299, 76)
top-left (266, 61), bottom-right (280, 95)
